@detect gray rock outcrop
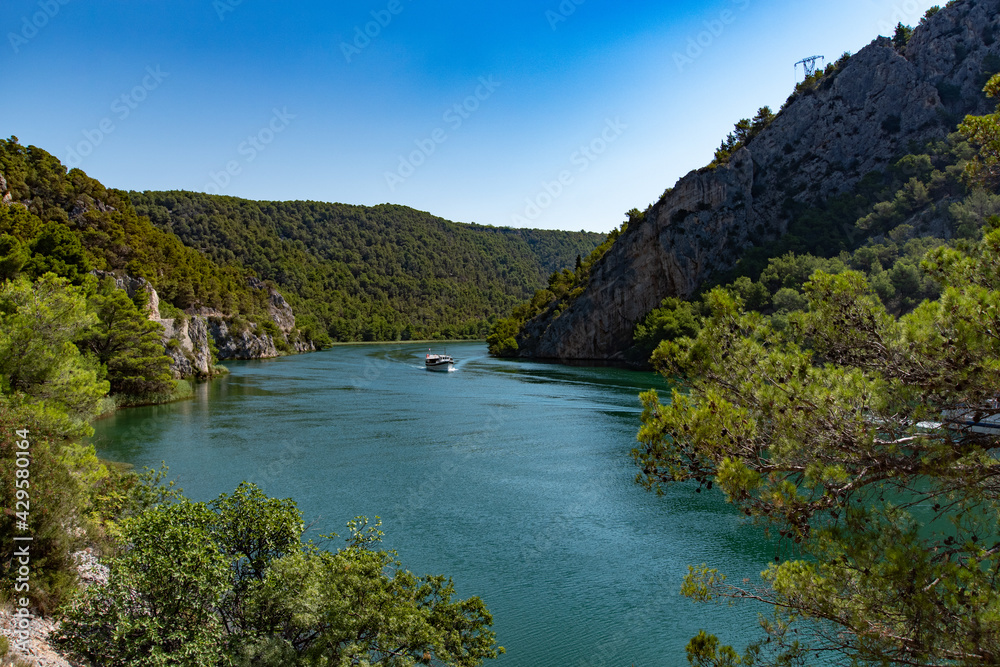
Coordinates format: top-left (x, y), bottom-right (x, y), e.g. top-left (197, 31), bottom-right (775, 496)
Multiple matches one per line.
top-left (160, 315), bottom-right (214, 377)
top-left (91, 270), bottom-right (160, 319)
top-left (268, 288), bottom-right (296, 334)
top-left (518, 0), bottom-right (1000, 360)
top-left (92, 271), bottom-right (312, 378)
top-left (293, 338), bottom-right (317, 354)
top-left (248, 275), bottom-right (297, 334)
top-left (206, 317), bottom-right (280, 361)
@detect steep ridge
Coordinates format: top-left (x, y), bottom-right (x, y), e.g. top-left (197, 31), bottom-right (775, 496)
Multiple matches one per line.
top-left (516, 0), bottom-right (1000, 360)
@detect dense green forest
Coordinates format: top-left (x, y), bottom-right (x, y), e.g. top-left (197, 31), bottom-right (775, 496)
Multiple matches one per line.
top-left (0, 137), bottom-right (604, 351)
top-left (130, 191), bottom-right (605, 342)
top-left (0, 138), bottom-right (275, 324)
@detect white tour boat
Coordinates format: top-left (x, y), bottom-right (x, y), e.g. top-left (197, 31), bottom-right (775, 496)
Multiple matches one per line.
top-left (425, 350), bottom-right (455, 372)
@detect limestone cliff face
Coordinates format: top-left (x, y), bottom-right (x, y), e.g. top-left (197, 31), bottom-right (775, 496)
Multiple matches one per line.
top-left (94, 272), bottom-right (313, 378)
top-left (0, 174), bottom-right (11, 205)
top-left (519, 0), bottom-right (1000, 360)
top-left (160, 316), bottom-right (214, 377)
top-left (206, 318), bottom-right (280, 361)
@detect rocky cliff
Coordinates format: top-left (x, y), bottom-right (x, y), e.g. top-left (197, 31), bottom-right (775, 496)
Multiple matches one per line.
top-left (0, 174), bottom-right (12, 205)
top-left (160, 315), bottom-right (215, 377)
top-left (93, 271), bottom-right (312, 378)
top-left (91, 270), bottom-right (161, 319)
top-left (517, 0), bottom-right (1000, 360)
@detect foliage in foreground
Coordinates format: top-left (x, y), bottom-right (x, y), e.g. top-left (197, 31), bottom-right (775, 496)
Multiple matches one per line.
top-left (960, 73), bottom-right (1000, 190)
top-left (54, 482), bottom-right (502, 667)
top-left (0, 271), bottom-right (177, 430)
top-left (634, 220), bottom-right (1000, 664)
top-left (0, 402), bottom-right (177, 612)
top-left (0, 274), bottom-right (178, 611)
top-left (0, 271), bottom-right (501, 664)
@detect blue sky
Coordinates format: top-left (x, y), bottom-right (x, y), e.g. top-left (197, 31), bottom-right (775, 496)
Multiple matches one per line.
top-left (2, 0), bottom-right (939, 232)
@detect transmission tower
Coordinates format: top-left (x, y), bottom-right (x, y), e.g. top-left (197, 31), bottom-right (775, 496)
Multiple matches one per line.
top-left (795, 55), bottom-right (825, 80)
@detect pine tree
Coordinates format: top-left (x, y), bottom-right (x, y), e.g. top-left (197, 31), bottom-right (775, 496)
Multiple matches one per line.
top-left (635, 221), bottom-right (1000, 664)
top-left (78, 278), bottom-right (174, 397)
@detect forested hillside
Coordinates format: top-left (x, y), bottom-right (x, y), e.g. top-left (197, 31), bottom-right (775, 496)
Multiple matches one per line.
top-left (0, 139), bottom-right (270, 322)
top-left (130, 191), bottom-right (605, 342)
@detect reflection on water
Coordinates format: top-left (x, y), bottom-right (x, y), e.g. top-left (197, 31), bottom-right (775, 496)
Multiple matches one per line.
top-left (91, 341), bottom-right (772, 666)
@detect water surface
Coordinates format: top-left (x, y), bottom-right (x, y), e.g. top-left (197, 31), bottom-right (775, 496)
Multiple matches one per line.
top-left (92, 342), bottom-right (773, 666)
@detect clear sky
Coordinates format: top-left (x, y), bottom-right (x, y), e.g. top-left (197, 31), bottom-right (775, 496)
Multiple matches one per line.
top-left (1, 0), bottom-right (940, 233)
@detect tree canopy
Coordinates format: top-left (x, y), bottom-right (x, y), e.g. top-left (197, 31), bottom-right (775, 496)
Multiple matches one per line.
top-left (959, 73), bottom-right (1000, 189)
top-left (77, 277), bottom-right (174, 397)
top-left (628, 74), bottom-right (1000, 665)
top-left (0, 139), bottom-right (272, 323)
top-left (55, 482), bottom-right (503, 667)
top-left (633, 221), bottom-right (1000, 665)
top-left (0, 273), bottom-right (108, 437)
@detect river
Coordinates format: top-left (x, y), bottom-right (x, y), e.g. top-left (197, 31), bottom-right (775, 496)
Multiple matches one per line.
top-left (91, 341), bottom-right (773, 666)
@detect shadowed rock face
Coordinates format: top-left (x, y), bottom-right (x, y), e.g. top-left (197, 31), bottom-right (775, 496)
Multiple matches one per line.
top-left (517, 0), bottom-right (1000, 360)
top-left (206, 318), bottom-right (280, 361)
top-left (0, 174), bottom-right (11, 204)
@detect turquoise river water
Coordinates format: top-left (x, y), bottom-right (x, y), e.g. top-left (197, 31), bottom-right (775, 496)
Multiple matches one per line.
top-left (90, 341), bottom-right (774, 666)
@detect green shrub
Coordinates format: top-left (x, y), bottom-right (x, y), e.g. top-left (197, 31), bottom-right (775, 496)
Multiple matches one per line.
top-left (55, 483), bottom-right (502, 666)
